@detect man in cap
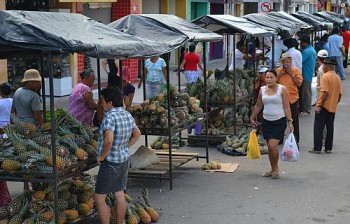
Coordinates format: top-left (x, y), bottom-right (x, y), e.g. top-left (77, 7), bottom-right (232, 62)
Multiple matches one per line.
top-left (310, 57), bottom-right (342, 154)
top-left (300, 36), bottom-right (316, 116)
top-left (12, 69), bottom-right (43, 127)
top-left (316, 49), bottom-right (329, 97)
top-left (276, 53), bottom-right (303, 143)
top-left (254, 67), bottom-right (268, 98)
top-left (327, 27), bottom-right (346, 80)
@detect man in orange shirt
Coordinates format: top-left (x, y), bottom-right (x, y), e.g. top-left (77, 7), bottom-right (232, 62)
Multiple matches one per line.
top-left (310, 57), bottom-right (342, 154)
top-left (276, 53), bottom-right (303, 143)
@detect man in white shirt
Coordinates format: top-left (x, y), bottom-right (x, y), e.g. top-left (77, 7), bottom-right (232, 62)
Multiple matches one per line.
top-left (284, 38), bottom-right (302, 72)
top-left (267, 35), bottom-right (287, 67)
top-left (229, 41), bottom-right (246, 70)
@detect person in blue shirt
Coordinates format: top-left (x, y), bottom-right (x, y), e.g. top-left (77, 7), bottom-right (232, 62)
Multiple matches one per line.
top-left (327, 27), bottom-right (346, 80)
top-left (300, 36), bottom-right (316, 115)
top-left (95, 87), bottom-right (141, 224)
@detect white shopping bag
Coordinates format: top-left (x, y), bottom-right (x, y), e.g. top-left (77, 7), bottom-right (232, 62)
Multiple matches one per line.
top-left (281, 132), bottom-right (299, 162)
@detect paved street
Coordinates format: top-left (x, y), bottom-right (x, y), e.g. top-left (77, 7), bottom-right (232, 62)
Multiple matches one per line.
top-left (7, 59), bottom-right (350, 223)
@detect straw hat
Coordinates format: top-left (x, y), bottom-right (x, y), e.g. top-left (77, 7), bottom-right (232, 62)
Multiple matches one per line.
top-left (280, 53), bottom-right (292, 61)
top-left (21, 69), bottom-right (42, 83)
top-left (323, 57), bottom-right (337, 65)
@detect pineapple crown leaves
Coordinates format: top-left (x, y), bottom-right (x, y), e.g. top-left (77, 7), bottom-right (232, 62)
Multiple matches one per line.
top-left (22, 154), bottom-right (46, 170)
top-left (140, 189), bottom-right (151, 207)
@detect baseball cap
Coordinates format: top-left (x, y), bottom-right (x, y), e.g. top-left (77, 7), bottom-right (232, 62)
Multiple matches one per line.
top-left (317, 49), bottom-right (328, 58)
top-left (258, 67), bottom-right (268, 73)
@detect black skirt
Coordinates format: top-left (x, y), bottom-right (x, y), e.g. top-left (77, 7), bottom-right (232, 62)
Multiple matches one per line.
top-left (262, 117), bottom-right (287, 142)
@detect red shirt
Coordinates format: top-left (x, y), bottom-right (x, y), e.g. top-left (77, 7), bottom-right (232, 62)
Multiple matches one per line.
top-left (184, 52), bottom-right (200, 71)
top-left (341, 31), bottom-right (350, 50)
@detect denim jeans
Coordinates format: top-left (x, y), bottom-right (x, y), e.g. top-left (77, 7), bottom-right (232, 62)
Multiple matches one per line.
top-left (332, 56), bottom-right (345, 79)
top-left (146, 81), bottom-right (162, 99)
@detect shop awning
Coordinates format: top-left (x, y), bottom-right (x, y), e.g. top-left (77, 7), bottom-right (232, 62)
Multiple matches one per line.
top-left (0, 10), bottom-right (174, 59)
top-left (314, 11), bottom-right (345, 24)
top-left (243, 13), bottom-right (300, 39)
top-left (191, 14), bottom-right (275, 37)
top-left (108, 14), bottom-right (189, 48)
top-left (267, 11), bottom-right (313, 30)
top-left (292, 11), bottom-right (330, 30)
top-left (293, 11), bottom-right (333, 30)
top-left (111, 14), bottom-right (223, 42)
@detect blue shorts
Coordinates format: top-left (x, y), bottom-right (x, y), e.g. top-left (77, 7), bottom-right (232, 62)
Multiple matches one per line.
top-left (95, 160), bottom-right (129, 194)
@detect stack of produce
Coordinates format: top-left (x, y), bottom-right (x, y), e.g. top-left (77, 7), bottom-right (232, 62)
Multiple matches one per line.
top-left (201, 161), bottom-right (221, 170)
top-left (0, 175), bottom-right (95, 223)
top-left (0, 111), bottom-right (98, 176)
top-left (205, 103), bottom-right (252, 136)
top-left (149, 133), bottom-right (183, 149)
top-left (186, 68), bottom-right (255, 105)
top-left (107, 189), bottom-right (160, 224)
top-left (128, 86), bottom-right (203, 129)
top-left (218, 128), bottom-right (268, 156)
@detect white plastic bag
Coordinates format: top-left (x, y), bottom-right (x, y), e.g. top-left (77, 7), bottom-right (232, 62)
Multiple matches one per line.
top-left (281, 133), bottom-right (299, 162)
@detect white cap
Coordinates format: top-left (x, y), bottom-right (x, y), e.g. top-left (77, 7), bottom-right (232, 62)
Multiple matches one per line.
top-left (258, 67), bottom-right (268, 73)
top-left (317, 49), bottom-right (328, 58)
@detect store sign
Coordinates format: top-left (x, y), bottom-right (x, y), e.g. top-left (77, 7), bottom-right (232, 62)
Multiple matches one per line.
top-left (59, 0), bottom-right (116, 2)
top-left (258, 0), bottom-right (272, 13)
top-left (317, 2), bottom-right (322, 9)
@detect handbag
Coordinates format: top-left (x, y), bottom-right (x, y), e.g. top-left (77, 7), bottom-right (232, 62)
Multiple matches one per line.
top-left (281, 132), bottom-right (299, 162)
top-left (246, 130), bottom-right (261, 159)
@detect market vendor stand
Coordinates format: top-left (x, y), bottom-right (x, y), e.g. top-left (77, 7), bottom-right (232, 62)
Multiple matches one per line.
top-left (0, 10), bottom-right (174, 224)
top-left (191, 15), bottom-right (275, 144)
top-left (109, 14), bottom-right (223, 190)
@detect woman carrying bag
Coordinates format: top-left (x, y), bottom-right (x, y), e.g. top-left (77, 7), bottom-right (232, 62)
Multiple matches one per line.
top-left (250, 70), bottom-right (294, 179)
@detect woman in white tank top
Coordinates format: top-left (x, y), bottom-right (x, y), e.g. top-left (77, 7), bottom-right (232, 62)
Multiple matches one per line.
top-left (250, 70), bottom-right (294, 179)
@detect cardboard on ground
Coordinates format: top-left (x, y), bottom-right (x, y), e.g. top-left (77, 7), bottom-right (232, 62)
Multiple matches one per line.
top-left (204, 163), bottom-right (239, 173)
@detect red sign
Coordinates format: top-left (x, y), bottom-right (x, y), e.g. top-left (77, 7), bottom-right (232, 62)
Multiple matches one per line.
top-left (261, 2), bottom-right (272, 13)
top-left (317, 2), bottom-right (322, 9)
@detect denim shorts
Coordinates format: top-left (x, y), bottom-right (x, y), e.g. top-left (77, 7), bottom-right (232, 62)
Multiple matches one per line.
top-left (95, 160), bottom-right (129, 194)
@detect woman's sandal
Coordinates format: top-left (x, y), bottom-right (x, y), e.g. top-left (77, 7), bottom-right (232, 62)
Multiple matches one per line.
top-left (262, 171), bottom-right (273, 177)
top-left (271, 171), bottom-right (280, 179)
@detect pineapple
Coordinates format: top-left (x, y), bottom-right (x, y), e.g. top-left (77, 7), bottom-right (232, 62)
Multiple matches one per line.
top-left (67, 194), bottom-right (78, 209)
top-left (32, 134), bottom-right (51, 147)
top-left (37, 165), bottom-right (53, 173)
top-left (1, 159), bottom-right (21, 171)
top-left (89, 139), bottom-right (98, 149)
top-left (38, 209), bottom-right (54, 223)
top-left (110, 216), bottom-right (117, 224)
top-left (40, 122), bottom-right (51, 131)
top-left (22, 122), bottom-right (37, 134)
top-left (77, 191), bottom-right (91, 203)
top-left (32, 185), bottom-right (53, 201)
top-left (126, 206), bottom-right (138, 224)
top-left (52, 199), bottom-right (69, 211)
top-left (78, 203), bottom-right (90, 215)
top-left (63, 209), bottom-right (79, 221)
top-left (46, 156), bottom-right (65, 170)
top-left (0, 206), bottom-right (8, 219)
top-left (13, 142), bottom-right (27, 154)
top-left (124, 193), bottom-right (132, 203)
top-left (82, 144), bottom-right (97, 158)
top-left (134, 201), bottom-right (151, 224)
top-left (61, 138), bottom-right (88, 160)
top-left (8, 197), bottom-right (28, 224)
top-left (86, 197), bottom-right (94, 210)
top-left (28, 200), bottom-right (44, 214)
top-left (58, 190), bottom-right (71, 200)
top-left (141, 189), bottom-right (160, 222)
top-left (59, 212), bottom-right (67, 224)
top-left (0, 219), bottom-right (9, 224)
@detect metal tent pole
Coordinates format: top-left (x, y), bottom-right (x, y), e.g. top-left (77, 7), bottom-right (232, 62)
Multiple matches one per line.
top-left (203, 42), bottom-right (209, 163)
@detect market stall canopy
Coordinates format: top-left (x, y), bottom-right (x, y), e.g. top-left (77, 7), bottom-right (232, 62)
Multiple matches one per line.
top-left (291, 11), bottom-right (330, 30)
top-left (267, 11), bottom-right (313, 30)
top-left (0, 10), bottom-right (174, 59)
top-left (191, 14), bottom-right (275, 37)
top-left (243, 13), bottom-right (300, 39)
top-left (110, 14), bottom-right (222, 42)
top-left (314, 11), bottom-right (345, 24)
top-left (108, 14), bottom-right (189, 48)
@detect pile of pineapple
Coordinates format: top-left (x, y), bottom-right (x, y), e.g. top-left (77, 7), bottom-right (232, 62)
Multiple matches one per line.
top-left (0, 112), bottom-right (98, 176)
top-left (128, 86), bottom-right (203, 129)
top-left (186, 68), bottom-right (255, 105)
top-left (107, 189), bottom-right (160, 224)
top-left (149, 133), bottom-right (183, 150)
top-left (0, 176), bottom-right (95, 224)
top-left (220, 129), bottom-right (268, 154)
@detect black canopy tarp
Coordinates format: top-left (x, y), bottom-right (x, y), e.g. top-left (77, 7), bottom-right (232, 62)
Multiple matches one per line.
top-left (112, 14), bottom-right (223, 42)
top-left (0, 10), bottom-right (174, 59)
top-left (108, 14), bottom-right (189, 48)
top-left (292, 11), bottom-right (329, 30)
top-left (191, 14), bottom-right (275, 37)
top-left (267, 11), bottom-right (313, 30)
top-left (314, 11), bottom-right (345, 24)
top-left (243, 13), bottom-right (300, 39)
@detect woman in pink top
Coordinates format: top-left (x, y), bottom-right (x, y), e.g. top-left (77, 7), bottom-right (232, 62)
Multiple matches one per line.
top-left (180, 44), bottom-right (204, 83)
top-left (68, 69), bottom-right (99, 125)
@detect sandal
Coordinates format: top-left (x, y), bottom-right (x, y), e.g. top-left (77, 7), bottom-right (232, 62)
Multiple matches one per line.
top-left (262, 171), bottom-right (273, 177)
top-left (271, 172), bottom-right (280, 179)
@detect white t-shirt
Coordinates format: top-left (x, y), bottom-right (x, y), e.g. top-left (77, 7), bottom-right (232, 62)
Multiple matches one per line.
top-left (229, 49), bottom-right (245, 70)
top-left (0, 98), bottom-right (13, 123)
top-left (285, 47), bottom-right (302, 72)
top-left (269, 36), bottom-right (287, 64)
